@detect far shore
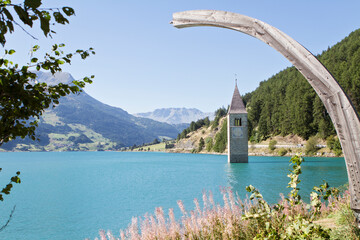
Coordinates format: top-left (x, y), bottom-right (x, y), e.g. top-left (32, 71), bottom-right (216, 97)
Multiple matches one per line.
top-left (163, 146), bottom-right (342, 158)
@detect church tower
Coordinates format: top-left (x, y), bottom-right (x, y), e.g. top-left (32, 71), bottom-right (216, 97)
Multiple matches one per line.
top-left (227, 81), bottom-right (248, 163)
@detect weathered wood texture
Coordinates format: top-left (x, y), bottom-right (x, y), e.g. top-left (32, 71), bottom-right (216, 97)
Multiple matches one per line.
top-left (171, 10), bottom-right (360, 213)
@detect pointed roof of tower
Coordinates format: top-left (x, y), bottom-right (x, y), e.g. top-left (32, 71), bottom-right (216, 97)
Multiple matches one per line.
top-left (228, 81), bottom-right (247, 114)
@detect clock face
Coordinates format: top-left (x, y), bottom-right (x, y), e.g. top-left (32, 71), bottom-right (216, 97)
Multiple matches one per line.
top-left (232, 127), bottom-right (243, 138)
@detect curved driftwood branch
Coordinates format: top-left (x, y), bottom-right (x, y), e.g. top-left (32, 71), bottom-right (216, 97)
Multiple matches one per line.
top-left (171, 10), bottom-right (360, 213)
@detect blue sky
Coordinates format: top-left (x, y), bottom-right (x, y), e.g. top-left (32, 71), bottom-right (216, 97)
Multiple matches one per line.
top-left (5, 0), bottom-right (360, 113)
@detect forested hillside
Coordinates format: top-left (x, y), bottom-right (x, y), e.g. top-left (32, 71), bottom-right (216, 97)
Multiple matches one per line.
top-left (243, 29), bottom-right (360, 141)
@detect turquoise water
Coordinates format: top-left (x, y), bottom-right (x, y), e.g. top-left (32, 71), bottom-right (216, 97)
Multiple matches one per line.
top-left (0, 152), bottom-right (347, 239)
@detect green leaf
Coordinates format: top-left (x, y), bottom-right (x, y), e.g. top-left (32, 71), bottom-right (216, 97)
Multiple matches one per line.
top-left (39, 14), bottom-right (50, 36)
top-left (62, 7), bottom-right (75, 16)
top-left (32, 45), bottom-right (40, 52)
top-left (14, 5), bottom-right (33, 27)
top-left (8, 49), bottom-right (15, 55)
top-left (3, 8), bottom-right (13, 21)
top-left (53, 12), bottom-right (69, 25)
top-left (6, 21), bottom-right (14, 33)
top-left (24, 0), bottom-right (42, 9)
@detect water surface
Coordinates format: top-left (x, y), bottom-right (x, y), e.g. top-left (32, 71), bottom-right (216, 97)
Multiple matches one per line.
top-left (0, 152), bottom-right (347, 239)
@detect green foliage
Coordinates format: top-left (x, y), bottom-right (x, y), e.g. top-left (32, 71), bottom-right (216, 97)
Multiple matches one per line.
top-left (327, 135), bottom-right (343, 156)
top-left (246, 29), bottom-right (360, 141)
top-left (305, 136), bottom-right (319, 155)
top-left (329, 201), bottom-right (360, 239)
top-left (205, 137), bottom-right (213, 152)
top-left (249, 129), bottom-right (261, 143)
top-left (0, 1), bottom-right (77, 46)
top-left (211, 107), bottom-right (227, 129)
top-left (68, 134), bottom-right (93, 144)
top-left (0, 169), bottom-right (20, 202)
top-left (268, 139), bottom-right (277, 151)
top-left (178, 117), bottom-right (210, 140)
top-left (278, 148), bottom-right (288, 156)
top-left (213, 120), bottom-right (227, 153)
top-left (198, 137), bottom-right (204, 152)
top-left (310, 180), bottom-right (340, 219)
top-left (203, 117), bottom-right (210, 127)
top-left (287, 155), bottom-right (304, 205)
top-left (243, 155), bottom-right (331, 239)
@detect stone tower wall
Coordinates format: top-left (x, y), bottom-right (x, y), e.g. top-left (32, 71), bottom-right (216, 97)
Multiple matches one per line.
top-left (227, 113), bottom-right (248, 163)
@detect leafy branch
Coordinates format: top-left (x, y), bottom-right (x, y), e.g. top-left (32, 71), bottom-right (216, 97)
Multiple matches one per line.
top-left (0, 168), bottom-right (20, 201)
top-left (0, 0), bottom-right (77, 46)
top-left (286, 155), bottom-right (304, 206)
top-left (0, 43), bottom-right (95, 145)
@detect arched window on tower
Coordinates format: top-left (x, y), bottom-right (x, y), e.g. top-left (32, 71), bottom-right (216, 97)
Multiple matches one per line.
top-left (234, 118), bottom-right (242, 126)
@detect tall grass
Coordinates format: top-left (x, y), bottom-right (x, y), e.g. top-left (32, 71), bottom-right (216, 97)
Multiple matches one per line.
top-left (89, 156), bottom-right (359, 240)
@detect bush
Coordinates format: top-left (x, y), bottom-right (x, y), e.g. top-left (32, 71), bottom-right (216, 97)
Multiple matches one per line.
top-left (278, 148), bottom-right (288, 156)
top-left (269, 139), bottom-right (277, 151)
top-left (305, 136), bottom-right (319, 155)
top-left (211, 107), bottom-right (227, 129)
top-left (198, 137), bottom-right (205, 152)
top-left (327, 135), bottom-right (343, 156)
top-left (205, 138), bottom-right (213, 152)
top-left (213, 120), bottom-right (227, 153)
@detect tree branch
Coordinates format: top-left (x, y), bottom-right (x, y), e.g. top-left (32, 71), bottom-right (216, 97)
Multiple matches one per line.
top-left (0, 205), bottom-right (16, 232)
top-left (13, 20), bottom-right (38, 40)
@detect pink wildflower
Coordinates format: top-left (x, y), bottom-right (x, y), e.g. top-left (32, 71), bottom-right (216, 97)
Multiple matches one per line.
top-left (209, 191), bottom-right (215, 208)
top-left (155, 207), bottom-right (166, 236)
top-left (202, 191), bottom-right (208, 211)
top-left (129, 217), bottom-right (140, 240)
top-left (99, 230), bottom-right (107, 240)
top-left (120, 230), bottom-right (125, 240)
top-left (106, 230), bottom-right (116, 240)
top-left (177, 200), bottom-right (187, 216)
top-left (194, 198), bottom-right (202, 216)
top-left (168, 208), bottom-right (180, 238)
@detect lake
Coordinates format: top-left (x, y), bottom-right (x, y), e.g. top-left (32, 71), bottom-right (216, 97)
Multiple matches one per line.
top-left (0, 152), bottom-right (347, 239)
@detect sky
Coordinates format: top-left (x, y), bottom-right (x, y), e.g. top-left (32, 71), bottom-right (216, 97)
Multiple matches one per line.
top-left (5, 0), bottom-right (360, 114)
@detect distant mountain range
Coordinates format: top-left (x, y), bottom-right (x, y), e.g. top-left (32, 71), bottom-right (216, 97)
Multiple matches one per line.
top-left (134, 108), bottom-right (214, 125)
top-left (0, 72), bottom-right (190, 151)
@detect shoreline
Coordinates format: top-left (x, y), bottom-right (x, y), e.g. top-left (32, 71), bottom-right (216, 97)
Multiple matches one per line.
top-left (0, 148), bottom-right (343, 158)
top-left (165, 148), bottom-right (342, 158)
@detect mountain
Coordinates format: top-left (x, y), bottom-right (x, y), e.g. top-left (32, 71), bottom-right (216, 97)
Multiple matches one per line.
top-left (0, 72), bottom-right (183, 151)
top-left (134, 108), bottom-right (214, 125)
top-left (243, 28), bottom-right (360, 141)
